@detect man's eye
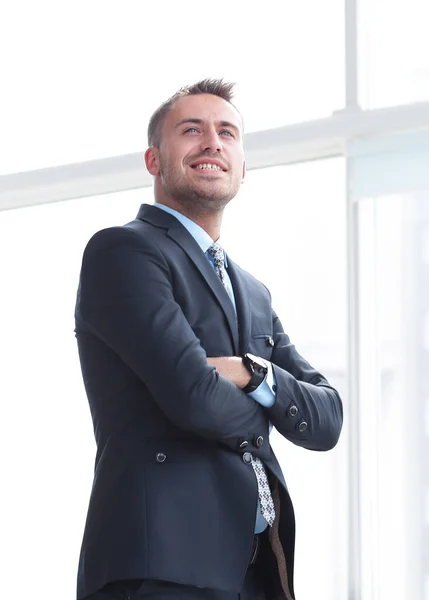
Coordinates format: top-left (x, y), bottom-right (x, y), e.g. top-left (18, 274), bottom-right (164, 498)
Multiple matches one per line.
top-left (220, 130), bottom-right (234, 137)
top-left (184, 127), bottom-right (199, 134)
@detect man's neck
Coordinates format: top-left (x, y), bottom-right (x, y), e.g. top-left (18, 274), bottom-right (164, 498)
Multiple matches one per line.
top-left (156, 200), bottom-right (223, 242)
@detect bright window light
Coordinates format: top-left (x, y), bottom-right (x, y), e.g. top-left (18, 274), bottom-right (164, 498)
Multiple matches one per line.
top-left (359, 0), bottom-right (429, 108)
top-left (0, 1), bottom-right (344, 175)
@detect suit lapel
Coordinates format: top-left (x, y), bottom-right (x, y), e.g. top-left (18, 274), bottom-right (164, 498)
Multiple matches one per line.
top-left (226, 259), bottom-right (251, 355)
top-left (137, 205), bottom-right (240, 354)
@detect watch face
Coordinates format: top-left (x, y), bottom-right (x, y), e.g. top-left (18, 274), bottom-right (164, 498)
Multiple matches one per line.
top-left (246, 353), bottom-right (267, 371)
top-left (242, 352), bottom-right (268, 394)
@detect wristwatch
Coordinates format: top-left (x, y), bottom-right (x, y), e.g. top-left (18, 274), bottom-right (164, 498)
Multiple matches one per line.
top-left (242, 353), bottom-right (268, 394)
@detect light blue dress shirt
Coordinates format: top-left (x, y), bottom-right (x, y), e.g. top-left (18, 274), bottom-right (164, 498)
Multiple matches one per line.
top-left (154, 203), bottom-right (276, 533)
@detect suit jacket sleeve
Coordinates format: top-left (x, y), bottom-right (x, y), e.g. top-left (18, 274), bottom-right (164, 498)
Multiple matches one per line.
top-left (76, 226), bottom-right (268, 452)
top-left (266, 309), bottom-right (343, 451)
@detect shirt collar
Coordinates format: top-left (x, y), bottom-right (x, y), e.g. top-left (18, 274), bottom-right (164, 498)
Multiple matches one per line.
top-left (153, 203), bottom-right (227, 265)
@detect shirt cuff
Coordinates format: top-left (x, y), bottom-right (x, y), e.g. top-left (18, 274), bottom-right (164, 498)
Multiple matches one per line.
top-left (247, 360), bottom-right (276, 408)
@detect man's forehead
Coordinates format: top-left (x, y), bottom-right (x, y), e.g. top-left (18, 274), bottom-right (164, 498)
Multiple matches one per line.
top-left (167, 94), bottom-right (242, 129)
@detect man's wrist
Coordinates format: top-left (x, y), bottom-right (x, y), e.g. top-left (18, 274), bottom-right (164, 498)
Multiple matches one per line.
top-left (207, 356), bottom-right (252, 388)
top-left (237, 357), bottom-right (253, 389)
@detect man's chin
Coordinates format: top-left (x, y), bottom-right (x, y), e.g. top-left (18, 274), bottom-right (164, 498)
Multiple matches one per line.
top-left (195, 192), bottom-right (233, 208)
top-left (187, 183), bottom-right (232, 203)
top-left (168, 181), bottom-right (237, 209)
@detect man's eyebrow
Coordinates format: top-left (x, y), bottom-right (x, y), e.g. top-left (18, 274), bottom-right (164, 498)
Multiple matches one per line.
top-left (175, 118), bottom-right (240, 134)
top-left (174, 118), bottom-right (204, 128)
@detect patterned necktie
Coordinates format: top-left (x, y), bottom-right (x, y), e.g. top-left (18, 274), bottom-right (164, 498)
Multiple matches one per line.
top-left (207, 242), bottom-right (276, 527)
top-left (207, 242), bottom-right (227, 286)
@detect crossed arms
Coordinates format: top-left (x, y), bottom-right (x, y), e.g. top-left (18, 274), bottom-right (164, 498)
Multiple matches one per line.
top-left (78, 227), bottom-right (343, 453)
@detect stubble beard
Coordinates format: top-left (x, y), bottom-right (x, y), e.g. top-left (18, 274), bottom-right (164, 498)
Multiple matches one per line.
top-left (159, 158), bottom-right (239, 217)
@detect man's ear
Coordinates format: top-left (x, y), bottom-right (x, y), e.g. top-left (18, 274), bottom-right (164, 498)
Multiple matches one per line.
top-left (241, 160), bottom-right (246, 183)
top-left (145, 147), bottom-right (161, 176)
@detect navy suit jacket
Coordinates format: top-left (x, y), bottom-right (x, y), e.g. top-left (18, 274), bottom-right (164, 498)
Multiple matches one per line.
top-left (74, 204), bottom-right (343, 600)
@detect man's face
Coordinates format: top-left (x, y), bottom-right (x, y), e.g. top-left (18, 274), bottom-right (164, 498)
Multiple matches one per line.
top-left (148, 93), bottom-right (245, 213)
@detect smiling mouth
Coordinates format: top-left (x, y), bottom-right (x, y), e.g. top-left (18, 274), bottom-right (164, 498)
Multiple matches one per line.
top-left (191, 162), bottom-right (226, 172)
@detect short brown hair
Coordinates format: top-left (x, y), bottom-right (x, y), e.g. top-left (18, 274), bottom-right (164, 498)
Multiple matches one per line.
top-left (147, 78), bottom-right (237, 147)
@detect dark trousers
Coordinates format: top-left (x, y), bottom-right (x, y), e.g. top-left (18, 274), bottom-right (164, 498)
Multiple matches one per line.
top-left (83, 530), bottom-right (284, 600)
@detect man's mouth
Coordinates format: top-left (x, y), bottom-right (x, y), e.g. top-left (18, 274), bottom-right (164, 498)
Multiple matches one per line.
top-left (193, 163), bottom-right (224, 172)
top-left (190, 159), bottom-right (227, 172)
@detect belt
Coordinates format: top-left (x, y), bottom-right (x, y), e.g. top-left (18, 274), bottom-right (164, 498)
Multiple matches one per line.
top-left (248, 534), bottom-right (261, 566)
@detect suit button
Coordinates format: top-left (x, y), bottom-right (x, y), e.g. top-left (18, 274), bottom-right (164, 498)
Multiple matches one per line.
top-left (255, 435), bottom-right (264, 448)
top-left (266, 336), bottom-right (275, 347)
top-left (288, 405), bottom-right (298, 417)
top-left (156, 453), bottom-right (167, 463)
top-left (239, 440), bottom-right (249, 449)
top-left (298, 421), bottom-right (308, 432)
top-left (242, 451), bottom-right (253, 464)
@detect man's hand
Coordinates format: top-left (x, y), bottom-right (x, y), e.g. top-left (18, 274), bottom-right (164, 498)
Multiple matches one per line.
top-left (207, 356), bottom-right (252, 389)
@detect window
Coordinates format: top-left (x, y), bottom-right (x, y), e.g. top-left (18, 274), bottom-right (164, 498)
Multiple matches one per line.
top-left (356, 190), bottom-right (429, 599)
top-left (0, 1), bottom-right (344, 175)
top-left (359, 0), bottom-right (429, 108)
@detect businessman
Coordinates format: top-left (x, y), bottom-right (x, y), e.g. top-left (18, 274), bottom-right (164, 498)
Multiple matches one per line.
top-left (74, 79), bottom-right (343, 600)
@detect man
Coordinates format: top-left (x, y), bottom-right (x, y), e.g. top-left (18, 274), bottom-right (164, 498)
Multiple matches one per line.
top-left (74, 79), bottom-right (343, 600)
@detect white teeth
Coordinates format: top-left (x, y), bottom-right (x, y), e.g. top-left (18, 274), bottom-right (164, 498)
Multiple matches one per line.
top-left (195, 163), bottom-right (222, 171)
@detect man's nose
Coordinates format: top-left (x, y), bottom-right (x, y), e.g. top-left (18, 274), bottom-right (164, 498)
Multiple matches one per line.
top-left (200, 128), bottom-right (223, 153)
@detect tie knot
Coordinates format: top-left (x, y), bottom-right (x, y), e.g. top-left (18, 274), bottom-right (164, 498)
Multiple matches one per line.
top-left (207, 242), bottom-right (225, 268)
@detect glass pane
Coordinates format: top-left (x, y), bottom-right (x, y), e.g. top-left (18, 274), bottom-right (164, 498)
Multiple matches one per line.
top-left (0, 1), bottom-right (344, 175)
top-left (0, 159), bottom-right (346, 600)
top-left (359, 0), bottom-right (429, 108)
top-left (357, 191), bottom-right (429, 599)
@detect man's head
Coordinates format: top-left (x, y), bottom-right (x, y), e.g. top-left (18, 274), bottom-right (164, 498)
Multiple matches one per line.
top-left (145, 79), bottom-right (245, 217)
